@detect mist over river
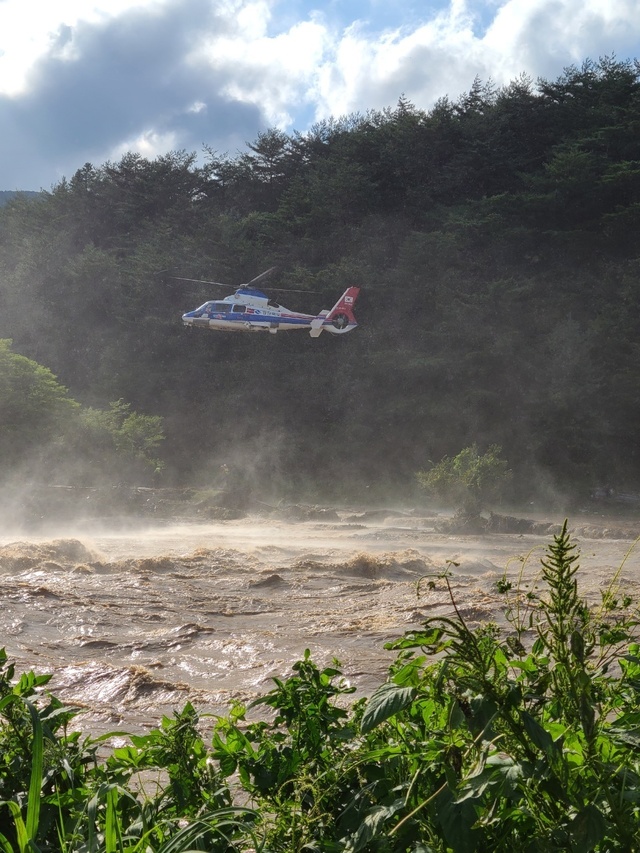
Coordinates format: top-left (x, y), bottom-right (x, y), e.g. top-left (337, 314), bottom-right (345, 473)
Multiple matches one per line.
top-left (1, 509), bottom-right (639, 735)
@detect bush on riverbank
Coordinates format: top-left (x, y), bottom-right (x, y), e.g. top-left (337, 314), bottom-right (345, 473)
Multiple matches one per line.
top-left (1, 523), bottom-right (640, 851)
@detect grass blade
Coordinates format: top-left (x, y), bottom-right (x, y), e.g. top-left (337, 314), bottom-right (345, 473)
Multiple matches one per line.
top-left (105, 786), bottom-right (120, 853)
top-left (24, 699), bottom-right (44, 844)
top-left (2, 800), bottom-right (30, 853)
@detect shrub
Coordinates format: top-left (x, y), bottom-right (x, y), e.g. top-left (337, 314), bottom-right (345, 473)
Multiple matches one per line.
top-left (416, 443), bottom-right (511, 517)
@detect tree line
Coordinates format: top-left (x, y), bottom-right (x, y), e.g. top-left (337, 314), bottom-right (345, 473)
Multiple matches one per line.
top-left (1, 56), bottom-right (639, 504)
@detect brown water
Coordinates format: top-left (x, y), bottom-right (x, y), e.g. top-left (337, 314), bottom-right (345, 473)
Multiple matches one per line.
top-left (1, 510), bottom-right (638, 735)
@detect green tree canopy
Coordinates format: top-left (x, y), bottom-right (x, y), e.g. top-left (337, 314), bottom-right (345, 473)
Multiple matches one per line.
top-left (0, 340), bottom-right (164, 485)
top-left (0, 339), bottom-right (79, 469)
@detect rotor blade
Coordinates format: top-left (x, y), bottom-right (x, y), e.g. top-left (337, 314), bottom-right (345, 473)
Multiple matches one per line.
top-left (171, 276), bottom-right (231, 287)
top-left (245, 267), bottom-right (277, 286)
top-left (266, 287), bottom-right (321, 294)
top-left (170, 271), bottom-right (319, 294)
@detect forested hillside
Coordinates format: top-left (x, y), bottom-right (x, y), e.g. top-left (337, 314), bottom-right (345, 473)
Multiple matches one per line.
top-left (1, 56), bottom-right (639, 505)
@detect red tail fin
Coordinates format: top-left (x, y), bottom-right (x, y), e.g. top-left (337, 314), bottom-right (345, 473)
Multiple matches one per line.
top-left (310, 287), bottom-right (360, 337)
top-left (325, 287), bottom-right (360, 324)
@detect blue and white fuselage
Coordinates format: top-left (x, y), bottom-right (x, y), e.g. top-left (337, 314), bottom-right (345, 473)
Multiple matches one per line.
top-left (182, 286), bottom-right (360, 337)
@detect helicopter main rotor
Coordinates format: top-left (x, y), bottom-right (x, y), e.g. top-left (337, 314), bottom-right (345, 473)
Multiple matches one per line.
top-left (170, 267), bottom-right (318, 294)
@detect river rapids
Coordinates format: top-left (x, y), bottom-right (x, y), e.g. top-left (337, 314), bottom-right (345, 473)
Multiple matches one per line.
top-left (1, 509), bottom-right (638, 735)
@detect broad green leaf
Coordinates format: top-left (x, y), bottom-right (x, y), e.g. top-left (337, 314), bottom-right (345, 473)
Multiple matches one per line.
top-left (218, 753), bottom-right (238, 776)
top-left (571, 804), bottom-right (607, 853)
top-left (342, 800), bottom-right (404, 853)
top-left (449, 699), bottom-right (467, 730)
top-left (390, 656), bottom-right (427, 686)
top-left (456, 766), bottom-right (498, 802)
top-left (437, 787), bottom-right (479, 853)
top-left (385, 627), bottom-right (446, 651)
top-left (521, 710), bottom-right (557, 754)
top-left (607, 726), bottom-right (640, 747)
top-left (361, 682), bottom-right (416, 734)
top-left (0, 694), bottom-right (17, 713)
top-left (458, 753), bottom-right (526, 802)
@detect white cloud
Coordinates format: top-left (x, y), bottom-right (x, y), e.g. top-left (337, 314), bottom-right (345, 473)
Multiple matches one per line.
top-left (196, 8), bottom-right (329, 126)
top-left (0, 0), bottom-right (639, 189)
top-left (485, 0), bottom-right (640, 76)
top-left (184, 0), bottom-right (640, 133)
top-left (107, 127), bottom-right (179, 161)
top-left (304, 0), bottom-right (640, 120)
top-left (2, 0), bottom-right (639, 114)
top-left (0, 0), bottom-right (167, 95)
top-left (311, 3), bottom-right (487, 119)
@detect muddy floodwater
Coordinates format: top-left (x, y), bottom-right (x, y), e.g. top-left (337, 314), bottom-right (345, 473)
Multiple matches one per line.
top-left (1, 509), bottom-right (639, 735)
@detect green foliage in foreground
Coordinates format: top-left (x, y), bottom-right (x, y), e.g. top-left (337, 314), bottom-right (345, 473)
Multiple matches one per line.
top-left (1, 523), bottom-right (640, 851)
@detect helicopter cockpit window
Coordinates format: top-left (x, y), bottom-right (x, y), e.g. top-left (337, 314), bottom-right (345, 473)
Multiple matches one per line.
top-left (196, 302), bottom-right (214, 313)
top-left (211, 303), bottom-right (232, 313)
top-left (233, 305), bottom-right (247, 314)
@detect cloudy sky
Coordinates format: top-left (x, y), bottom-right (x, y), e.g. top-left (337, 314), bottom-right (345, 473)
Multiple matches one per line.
top-left (1, 0), bottom-right (640, 190)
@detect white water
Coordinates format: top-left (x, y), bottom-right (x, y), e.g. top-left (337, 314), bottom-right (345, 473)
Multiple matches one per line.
top-left (1, 511), bottom-right (637, 734)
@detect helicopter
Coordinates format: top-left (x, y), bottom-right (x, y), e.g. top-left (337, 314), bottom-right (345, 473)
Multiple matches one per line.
top-left (180, 268), bottom-right (360, 337)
